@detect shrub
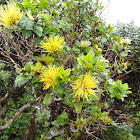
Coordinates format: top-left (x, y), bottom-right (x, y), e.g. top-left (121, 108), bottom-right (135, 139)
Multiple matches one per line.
top-left (0, 0), bottom-right (137, 139)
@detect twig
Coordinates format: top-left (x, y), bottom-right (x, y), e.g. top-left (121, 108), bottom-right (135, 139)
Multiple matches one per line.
top-left (99, 0), bottom-right (110, 16)
top-left (0, 93), bottom-right (10, 104)
top-left (0, 51), bottom-right (21, 69)
top-left (0, 96), bottom-right (42, 131)
top-left (0, 103), bottom-right (30, 130)
top-left (118, 67), bottom-right (140, 80)
top-left (45, 129), bottom-right (64, 139)
top-left (84, 126), bottom-right (100, 140)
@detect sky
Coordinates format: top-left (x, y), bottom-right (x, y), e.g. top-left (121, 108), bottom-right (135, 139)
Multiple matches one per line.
top-left (99, 0), bottom-right (140, 26)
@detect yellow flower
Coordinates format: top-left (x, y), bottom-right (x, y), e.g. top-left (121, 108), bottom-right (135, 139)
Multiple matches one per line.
top-left (40, 65), bottom-right (58, 90)
top-left (71, 73), bottom-right (97, 101)
top-left (80, 40), bottom-right (91, 47)
top-left (40, 36), bottom-right (65, 53)
top-left (0, 3), bottom-right (23, 27)
top-left (27, 10), bottom-right (34, 21)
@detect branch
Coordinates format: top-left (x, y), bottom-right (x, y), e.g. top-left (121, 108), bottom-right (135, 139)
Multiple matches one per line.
top-left (118, 67), bottom-right (140, 80)
top-left (45, 129), bottom-right (65, 139)
top-left (0, 96), bottom-right (42, 131)
top-left (0, 93), bottom-right (10, 104)
top-left (84, 126), bottom-right (100, 140)
top-left (99, 0), bottom-right (110, 16)
top-left (0, 103), bottom-right (30, 131)
top-left (0, 50), bottom-right (21, 69)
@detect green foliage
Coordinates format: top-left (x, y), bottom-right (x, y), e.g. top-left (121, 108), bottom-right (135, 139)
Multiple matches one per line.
top-left (43, 94), bottom-right (51, 105)
top-left (0, 0), bottom-right (138, 140)
top-left (99, 123), bottom-right (138, 140)
top-left (105, 79), bottom-right (131, 101)
top-left (114, 21), bottom-right (140, 68)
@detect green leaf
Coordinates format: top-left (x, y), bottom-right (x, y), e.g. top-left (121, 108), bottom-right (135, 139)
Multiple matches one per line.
top-left (59, 66), bottom-right (65, 74)
top-left (34, 26), bottom-right (43, 37)
top-left (43, 94), bottom-right (51, 105)
top-left (22, 29), bottom-right (32, 37)
top-left (36, 37), bottom-right (42, 47)
top-left (74, 132), bottom-right (80, 137)
top-left (40, 0), bottom-right (48, 3)
top-left (16, 74), bottom-right (31, 86)
top-left (85, 54), bottom-right (93, 62)
top-left (34, 30), bottom-right (42, 37)
top-left (26, 25), bottom-right (33, 30)
top-left (54, 76), bottom-right (60, 85)
top-left (107, 79), bottom-right (115, 85)
top-left (73, 47), bottom-right (80, 54)
top-left (0, 28), bottom-right (14, 39)
top-left (58, 73), bottom-right (63, 80)
top-left (83, 62), bottom-right (93, 69)
top-left (64, 69), bottom-right (71, 78)
top-left (77, 56), bottom-right (86, 65)
top-left (124, 90), bottom-right (132, 94)
top-left (101, 37), bottom-right (107, 43)
top-left (116, 94), bottom-right (122, 100)
top-left (43, 121), bottom-right (50, 127)
top-left (41, 2), bottom-right (49, 8)
top-left (24, 63), bottom-right (32, 72)
top-left (63, 98), bottom-right (74, 108)
top-left (85, 24), bottom-right (92, 30)
top-left (55, 137), bottom-right (61, 140)
top-left (76, 41), bottom-right (80, 46)
top-left (16, 2), bottom-right (23, 8)
top-left (51, 120), bottom-right (59, 127)
top-left (74, 103), bottom-right (83, 114)
top-left (120, 51), bottom-right (128, 57)
top-left (32, 56), bottom-right (40, 61)
top-left (56, 88), bottom-right (64, 94)
top-left (98, 65), bottom-right (105, 70)
top-left (57, 112), bottom-right (68, 126)
top-left (56, 88), bottom-right (64, 98)
top-left (35, 26), bottom-right (43, 31)
top-left (87, 50), bottom-right (95, 58)
top-left (75, 4), bottom-right (84, 8)
top-left (31, 76), bottom-right (39, 84)
top-left (95, 49), bottom-right (102, 56)
top-left (112, 44), bottom-right (118, 53)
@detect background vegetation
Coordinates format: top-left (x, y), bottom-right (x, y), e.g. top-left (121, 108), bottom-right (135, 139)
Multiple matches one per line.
top-left (0, 0), bottom-right (139, 140)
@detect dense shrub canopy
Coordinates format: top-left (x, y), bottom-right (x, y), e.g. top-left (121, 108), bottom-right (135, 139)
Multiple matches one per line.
top-left (0, 0), bottom-right (139, 139)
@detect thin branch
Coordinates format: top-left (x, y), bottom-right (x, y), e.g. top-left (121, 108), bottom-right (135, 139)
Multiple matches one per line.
top-left (45, 129), bottom-right (65, 139)
top-left (84, 126), bottom-right (100, 140)
top-left (0, 51), bottom-right (21, 69)
top-left (0, 103), bottom-right (30, 131)
top-left (0, 96), bottom-right (42, 131)
top-left (118, 67), bottom-right (140, 80)
top-left (0, 60), bottom-right (16, 68)
top-left (0, 93), bottom-right (10, 104)
top-left (99, 0), bottom-right (110, 16)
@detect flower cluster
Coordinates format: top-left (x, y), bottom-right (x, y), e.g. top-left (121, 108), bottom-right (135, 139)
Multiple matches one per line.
top-left (71, 73), bottom-right (97, 100)
top-left (120, 38), bottom-right (131, 44)
top-left (0, 3), bottom-right (23, 27)
top-left (80, 40), bottom-right (91, 47)
top-left (40, 65), bottom-right (58, 90)
top-left (41, 36), bottom-right (65, 53)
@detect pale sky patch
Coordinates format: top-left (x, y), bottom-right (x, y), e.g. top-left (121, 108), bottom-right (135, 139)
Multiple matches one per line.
top-left (100, 0), bottom-right (140, 26)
